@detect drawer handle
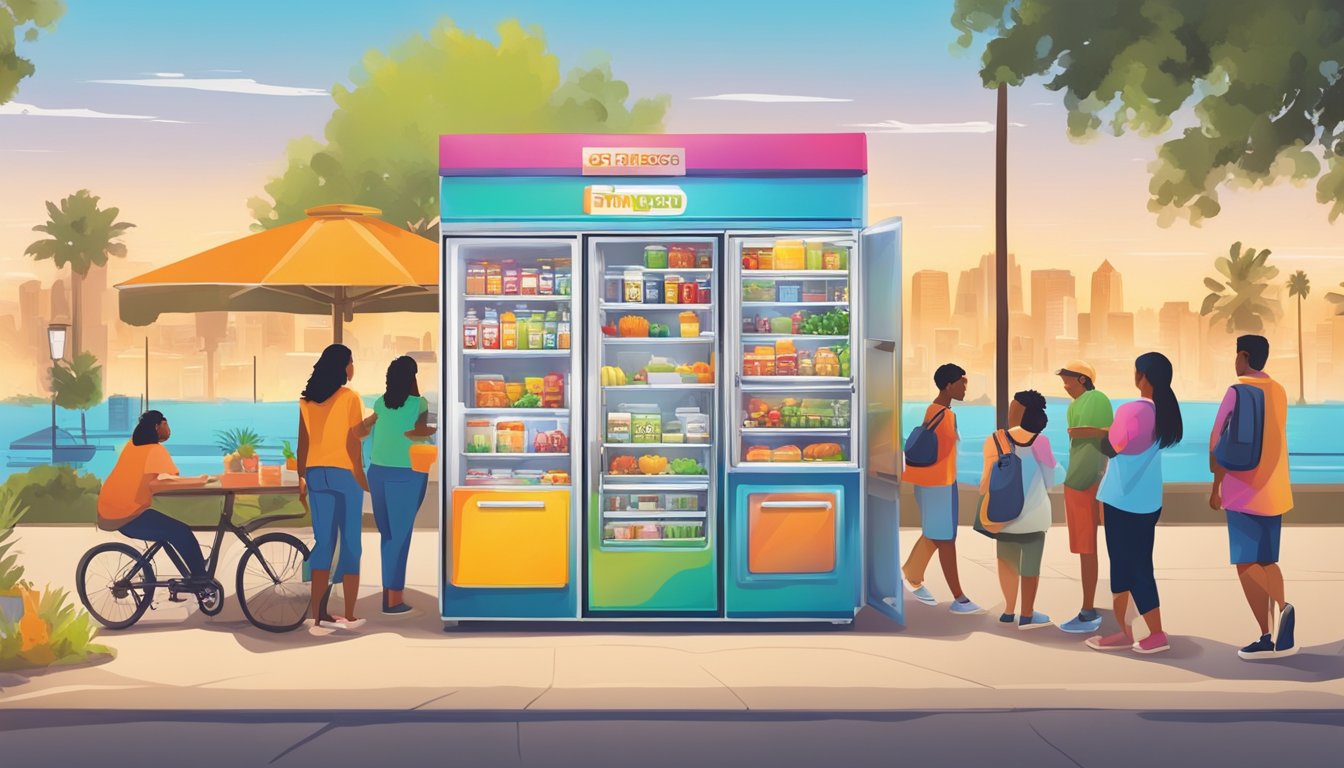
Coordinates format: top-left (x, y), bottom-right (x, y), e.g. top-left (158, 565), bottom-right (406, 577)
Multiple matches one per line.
top-left (477, 501), bottom-right (546, 510)
top-left (759, 501), bottom-right (832, 510)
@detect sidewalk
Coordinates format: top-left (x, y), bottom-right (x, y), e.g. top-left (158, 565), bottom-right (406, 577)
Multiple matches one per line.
top-left (2, 525), bottom-right (1341, 712)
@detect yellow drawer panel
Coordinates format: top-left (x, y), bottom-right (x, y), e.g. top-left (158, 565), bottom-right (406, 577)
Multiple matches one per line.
top-left (451, 489), bottom-right (570, 588)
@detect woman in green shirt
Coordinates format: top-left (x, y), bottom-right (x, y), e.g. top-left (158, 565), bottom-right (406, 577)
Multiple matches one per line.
top-left (366, 356), bottom-right (435, 615)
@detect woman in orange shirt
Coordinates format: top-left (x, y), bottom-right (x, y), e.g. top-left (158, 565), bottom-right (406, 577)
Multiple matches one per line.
top-left (298, 344), bottom-right (373, 633)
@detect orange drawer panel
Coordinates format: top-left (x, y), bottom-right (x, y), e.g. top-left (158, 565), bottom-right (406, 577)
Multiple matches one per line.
top-left (747, 493), bottom-right (837, 574)
top-left (451, 489), bottom-right (570, 588)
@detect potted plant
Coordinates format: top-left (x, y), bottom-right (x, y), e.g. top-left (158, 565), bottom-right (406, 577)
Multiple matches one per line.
top-left (281, 440), bottom-right (297, 471)
top-left (215, 428), bottom-right (263, 473)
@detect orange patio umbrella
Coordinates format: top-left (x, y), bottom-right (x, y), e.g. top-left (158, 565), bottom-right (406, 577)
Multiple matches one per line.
top-left (116, 204), bottom-right (437, 343)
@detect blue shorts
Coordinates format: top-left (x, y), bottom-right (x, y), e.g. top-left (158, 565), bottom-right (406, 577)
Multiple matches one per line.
top-left (914, 484), bottom-right (958, 541)
top-left (1226, 510), bottom-right (1282, 565)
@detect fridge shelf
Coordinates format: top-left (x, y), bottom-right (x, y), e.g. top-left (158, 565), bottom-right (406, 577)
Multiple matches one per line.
top-left (461, 453), bottom-right (571, 460)
top-left (602, 538), bottom-right (708, 548)
top-left (740, 376), bottom-right (852, 386)
top-left (603, 510), bottom-right (707, 519)
top-left (739, 461), bottom-right (859, 470)
top-left (463, 408), bottom-right (568, 417)
top-left (741, 270), bottom-right (849, 279)
top-left (603, 442), bottom-right (712, 449)
top-left (600, 303), bottom-right (712, 311)
top-left (602, 476), bottom-right (710, 488)
top-left (602, 384), bottom-right (715, 391)
top-left (742, 301), bottom-right (848, 308)
top-left (742, 334), bottom-right (849, 342)
top-left (740, 428), bottom-right (851, 436)
top-left (463, 295), bottom-right (571, 303)
top-left (462, 349), bottom-right (570, 357)
top-left (602, 336), bottom-right (714, 345)
top-left (611, 268), bottom-right (713, 275)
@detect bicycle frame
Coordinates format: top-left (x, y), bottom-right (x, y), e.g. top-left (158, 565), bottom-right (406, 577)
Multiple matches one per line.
top-left (121, 506), bottom-right (296, 591)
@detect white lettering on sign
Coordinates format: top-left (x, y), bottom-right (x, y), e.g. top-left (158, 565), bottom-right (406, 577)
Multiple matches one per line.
top-left (583, 185), bottom-right (688, 216)
top-left (582, 147), bottom-right (686, 176)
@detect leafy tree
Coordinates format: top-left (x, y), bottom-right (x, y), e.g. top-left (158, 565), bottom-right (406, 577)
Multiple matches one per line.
top-left (1287, 270), bottom-right (1310, 404)
top-left (1327, 282), bottom-right (1344, 315)
top-left (249, 19), bottom-right (669, 237)
top-left (25, 190), bottom-right (136, 356)
top-left (1200, 242), bottom-right (1282, 334)
top-left (0, 0), bottom-right (65, 106)
top-left (50, 352), bottom-right (102, 443)
top-left (951, 1), bottom-right (1344, 225)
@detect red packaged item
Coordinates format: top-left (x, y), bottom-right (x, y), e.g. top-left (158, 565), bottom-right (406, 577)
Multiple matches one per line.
top-left (680, 281), bottom-right (698, 304)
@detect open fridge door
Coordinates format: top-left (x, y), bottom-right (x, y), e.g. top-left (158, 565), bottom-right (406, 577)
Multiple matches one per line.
top-left (860, 218), bottom-right (904, 623)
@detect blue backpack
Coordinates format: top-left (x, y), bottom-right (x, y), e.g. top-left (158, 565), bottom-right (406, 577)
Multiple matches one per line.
top-left (984, 431), bottom-right (1027, 524)
top-left (1214, 383), bottom-right (1265, 472)
top-left (904, 407), bottom-right (948, 468)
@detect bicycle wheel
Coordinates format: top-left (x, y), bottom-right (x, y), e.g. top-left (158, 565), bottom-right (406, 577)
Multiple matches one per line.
top-left (76, 542), bottom-right (156, 630)
top-left (236, 532), bottom-right (310, 633)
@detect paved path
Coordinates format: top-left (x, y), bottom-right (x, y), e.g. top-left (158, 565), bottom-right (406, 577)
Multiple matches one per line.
top-left (2, 526), bottom-right (1342, 713)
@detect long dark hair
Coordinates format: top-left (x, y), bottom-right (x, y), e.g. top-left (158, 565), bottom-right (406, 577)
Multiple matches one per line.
top-left (383, 356), bottom-right (419, 410)
top-left (132, 411), bottom-right (166, 446)
top-left (1136, 352), bottom-right (1183, 448)
top-left (301, 344), bottom-right (352, 404)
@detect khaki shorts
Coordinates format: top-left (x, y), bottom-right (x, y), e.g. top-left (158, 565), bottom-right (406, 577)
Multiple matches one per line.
top-left (1064, 484), bottom-right (1101, 555)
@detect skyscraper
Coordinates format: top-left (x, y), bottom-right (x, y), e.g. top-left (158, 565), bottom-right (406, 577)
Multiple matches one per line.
top-left (952, 253), bottom-right (1022, 350)
top-left (1090, 260), bottom-right (1123, 346)
top-left (1031, 269), bottom-right (1075, 341)
top-left (911, 270), bottom-right (951, 349)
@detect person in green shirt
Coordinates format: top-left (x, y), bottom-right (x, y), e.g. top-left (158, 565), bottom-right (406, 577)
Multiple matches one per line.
top-left (1057, 360), bottom-right (1114, 634)
top-left (330, 355), bottom-right (435, 617)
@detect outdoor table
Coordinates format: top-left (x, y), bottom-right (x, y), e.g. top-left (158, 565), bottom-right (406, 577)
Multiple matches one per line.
top-left (154, 482), bottom-right (306, 531)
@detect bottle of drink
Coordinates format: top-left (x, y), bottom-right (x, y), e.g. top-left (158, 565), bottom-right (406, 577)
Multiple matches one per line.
top-left (481, 308), bottom-right (500, 350)
top-left (543, 310), bottom-right (559, 350)
top-left (462, 308), bottom-right (480, 349)
top-left (558, 310), bottom-right (571, 350)
top-left (515, 306), bottom-right (530, 350)
top-left (500, 310), bottom-right (517, 350)
top-left (528, 312), bottom-right (544, 350)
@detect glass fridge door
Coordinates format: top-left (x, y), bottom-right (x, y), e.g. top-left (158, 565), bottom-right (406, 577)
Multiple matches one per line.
top-left (726, 232), bottom-right (859, 470)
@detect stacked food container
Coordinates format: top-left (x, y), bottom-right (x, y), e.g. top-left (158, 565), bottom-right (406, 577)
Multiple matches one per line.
top-left (439, 132), bottom-right (905, 624)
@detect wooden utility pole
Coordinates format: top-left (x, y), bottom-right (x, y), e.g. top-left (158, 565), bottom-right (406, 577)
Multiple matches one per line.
top-left (144, 337), bottom-right (150, 410)
top-left (995, 82), bottom-right (1009, 428)
top-left (253, 355), bottom-right (258, 403)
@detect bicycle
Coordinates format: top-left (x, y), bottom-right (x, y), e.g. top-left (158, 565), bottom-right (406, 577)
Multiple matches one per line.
top-left (76, 497), bottom-right (312, 633)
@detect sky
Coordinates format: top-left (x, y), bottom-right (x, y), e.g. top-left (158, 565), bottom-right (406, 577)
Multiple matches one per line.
top-left (2, 0), bottom-right (1343, 323)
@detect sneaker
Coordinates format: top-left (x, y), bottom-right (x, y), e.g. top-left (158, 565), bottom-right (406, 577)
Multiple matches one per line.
top-left (306, 619), bottom-right (342, 636)
top-left (949, 597), bottom-right (986, 616)
top-left (1275, 604), bottom-right (1297, 658)
top-left (331, 616), bottom-right (366, 630)
top-left (1238, 634), bottom-right (1276, 661)
top-left (1086, 632), bottom-right (1131, 651)
top-left (1018, 611), bottom-right (1052, 631)
top-left (383, 602), bottom-right (416, 617)
top-left (1133, 631), bottom-right (1170, 654)
top-left (1059, 612), bottom-right (1104, 635)
top-left (905, 581), bottom-right (937, 607)
top-left (999, 613), bottom-right (1016, 624)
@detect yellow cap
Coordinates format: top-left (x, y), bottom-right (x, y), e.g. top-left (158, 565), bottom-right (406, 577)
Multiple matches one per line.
top-left (1057, 360), bottom-right (1097, 383)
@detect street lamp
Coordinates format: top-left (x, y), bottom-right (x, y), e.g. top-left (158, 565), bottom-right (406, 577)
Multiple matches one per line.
top-left (47, 322), bottom-right (69, 464)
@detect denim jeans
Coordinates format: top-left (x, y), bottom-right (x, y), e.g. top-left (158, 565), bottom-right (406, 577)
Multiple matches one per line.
top-left (120, 508), bottom-right (207, 580)
top-left (307, 467), bottom-right (363, 575)
top-left (368, 464), bottom-right (427, 591)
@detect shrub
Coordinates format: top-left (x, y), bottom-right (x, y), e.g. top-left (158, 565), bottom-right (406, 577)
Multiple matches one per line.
top-left (0, 489), bottom-right (27, 589)
top-left (2, 466), bottom-right (101, 525)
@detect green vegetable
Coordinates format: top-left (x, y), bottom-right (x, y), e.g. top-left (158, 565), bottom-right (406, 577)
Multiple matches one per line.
top-left (512, 393), bottom-right (542, 408)
top-left (801, 309), bottom-right (849, 336)
top-left (669, 458), bottom-right (706, 475)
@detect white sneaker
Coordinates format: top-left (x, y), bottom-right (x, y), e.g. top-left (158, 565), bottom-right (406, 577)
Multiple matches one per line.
top-left (306, 619), bottom-right (341, 636)
top-left (331, 616), bottom-right (366, 630)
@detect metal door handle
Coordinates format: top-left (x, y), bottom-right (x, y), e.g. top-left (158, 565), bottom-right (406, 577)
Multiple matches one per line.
top-left (477, 501), bottom-right (546, 510)
top-left (760, 501), bottom-right (832, 509)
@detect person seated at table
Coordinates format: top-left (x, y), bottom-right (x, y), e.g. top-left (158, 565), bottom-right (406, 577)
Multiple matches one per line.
top-left (97, 411), bottom-right (211, 585)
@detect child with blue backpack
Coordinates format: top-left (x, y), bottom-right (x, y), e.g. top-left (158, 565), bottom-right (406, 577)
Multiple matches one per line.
top-left (976, 390), bottom-right (1057, 630)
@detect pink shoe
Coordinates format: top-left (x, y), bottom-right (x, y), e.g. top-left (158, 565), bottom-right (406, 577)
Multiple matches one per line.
top-left (1132, 632), bottom-right (1170, 654)
top-left (1085, 632), bottom-right (1131, 651)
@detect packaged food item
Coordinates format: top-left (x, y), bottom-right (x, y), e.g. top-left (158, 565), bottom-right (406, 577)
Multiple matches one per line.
top-left (774, 240), bottom-right (805, 270)
top-left (775, 340), bottom-right (798, 376)
top-left (835, 246), bottom-right (849, 269)
top-left (466, 262), bottom-right (487, 295)
top-left (607, 495), bottom-right (630, 511)
top-left (822, 249), bottom-right (841, 271)
top-left (505, 382), bottom-right (524, 403)
top-left (636, 495), bottom-right (661, 511)
top-left (799, 351), bottom-right (815, 377)
top-left (495, 421), bottom-right (525, 453)
top-left (773, 445), bottom-right (803, 462)
top-left (666, 494), bottom-right (698, 511)
top-left (462, 308), bottom-right (480, 349)
top-left (624, 269), bottom-right (644, 303)
top-left (631, 411), bottom-right (662, 444)
top-left (480, 308), bottom-right (500, 350)
top-left (746, 446), bottom-right (773, 462)
top-left (543, 310), bottom-right (558, 349)
top-left (668, 245), bottom-right (695, 268)
top-left (524, 312), bottom-right (542, 350)
top-left (664, 275), bottom-right (681, 304)
top-left (802, 281), bottom-right (827, 302)
top-left (697, 279), bottom-right (711, 305)
top-left (680, 311), bottom-right (700, 338)
top-left (465, 420), bottom-right (494, 453)
top-left (525, 377), bottom-right (544, 396)
top-left (606, 412), bottom-right (632, 443)
top-left (485, 262), bottom-right (503, 295)
top-left (533, 428), bottom-right (569, 454)
top-left (520, 268), bottom-right (539, 295)
top-left (696, 248), bottom-right (713, 268)
top-left (814, 347), bottom-right (841, 377)
top-left (501, 259), bottom-right (520, 295)
top-left (542, 372), bottom-right (565, 409)
top-left (662, 420), bottom-right (685, 443)
top-left (769, 316), bottom-right (793, 334)
top-left (743, 280), bottom-right (777, 302)
top-left (803, 443), bottom-right (846, 461)
top-left (644, 245), bottom-right (668, 269)
top-left (636, 524), bottom-right (661, 540)
top-left (644, 276), bottom-right (664, 304)
top-left (558, 310), bottom-right (571, 350)
top-left (779, 284), bottom-right (801, 303)
top-left (473, 375), bottom-right (508, 409)
top-left (678, 408), bottom-right (710, 442)
top-left (680, 281), bottom-right (699, 305)
top-left (557, 258), bottom-right (573, 295)
top-left (500, 311), bottom-right (517, 350)
top-left (539, 260), bottom-right (555, 295)
top-left (805, 240), bottom-right (825, 270)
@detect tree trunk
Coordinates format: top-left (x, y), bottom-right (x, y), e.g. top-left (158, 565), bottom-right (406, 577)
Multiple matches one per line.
top-left (1296, 295), bottom-right (1305, 405)
top-left (995, 82), bottom-right (1009, 428)
top-left (69, 268), bottom-right (82, 359)
top-left (206, 347), bottom-right (216, 401)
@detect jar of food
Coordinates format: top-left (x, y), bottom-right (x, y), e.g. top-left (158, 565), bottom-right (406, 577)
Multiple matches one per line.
top-left (679, 311), bottom-right (700, 338)
top-left (624, 270), bottom-right (644, 303)
top-left (643, 245), bottom-right (668, 269)
top-left (466, 262), bottom-right (487, 295)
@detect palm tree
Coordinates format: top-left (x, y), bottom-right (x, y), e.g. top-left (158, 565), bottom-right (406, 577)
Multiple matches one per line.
top-left (1200, 242), bottom-right (1282, 333)
top-left (51, 352), bottom-right (103, 443)
top-left (1286, 271), bottom-right (1310, 404)
top-left (25, 190), bottom-right (136, 357)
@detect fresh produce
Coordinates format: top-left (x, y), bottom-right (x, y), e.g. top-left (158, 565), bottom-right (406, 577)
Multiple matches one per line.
top-left (511, 393), bottom-right (541, 408)
top-left (800, 309), bottom-right (849, 336)
top-left (609, 455), bottom-right (639, 475)
top-left (599, 366), bottom-right (629, 386)
top-left (542, 470), bottom-right (570, 485)
top-left (638, 455), bottom-right (669, 475)
top-left (838, 343), bottom-right (851, 378)
top-left (670, 458), bottom-right (706, 475)
top-left (618, 315), bottom-right (649, 337)
top-left (649, 323), bottom-right (670, 338)
top-left (803, 443), bottom-right (845, 461)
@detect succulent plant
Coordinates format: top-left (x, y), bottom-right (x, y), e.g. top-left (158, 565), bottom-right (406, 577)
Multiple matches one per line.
top-left (214, 427), bottom-right (263, 457)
